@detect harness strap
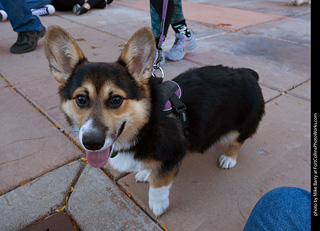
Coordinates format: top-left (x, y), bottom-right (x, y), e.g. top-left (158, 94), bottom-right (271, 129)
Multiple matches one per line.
top-left (161, 80), bottom-right (189, 129)
top-left (169, 94), bottom-right (189, 130)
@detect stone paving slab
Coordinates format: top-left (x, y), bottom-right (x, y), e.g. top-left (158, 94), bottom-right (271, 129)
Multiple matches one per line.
top-left (0, 78), bottom-right (84, 194)
top-left (54, 4), bottom-right (151, 41)
top-left (243, 14), bottom-right (310, 45)
top-left (23, 212), bottom-right (76, 231)
top-left (67, 165), bottom-right (161, 231)
top-left (185, 31), bottom-right (310, 92)
top-left (185, 0), bottom-right (311, 16)
top-left (0, 161), bottom-right (83, 231)
top-left (118, 93), bottom-right (310, 230)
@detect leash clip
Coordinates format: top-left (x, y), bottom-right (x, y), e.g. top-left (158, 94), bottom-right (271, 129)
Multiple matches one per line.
top-left (152, 66), bottom-right (164, 79)
top-left (152, 49), bottom-right (165, 79)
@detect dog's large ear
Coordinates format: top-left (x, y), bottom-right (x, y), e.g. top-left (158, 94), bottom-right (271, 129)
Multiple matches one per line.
top-left (45, 26), bottom-right (87, 85)
top-left (119, 27), bottom-right (156, 85)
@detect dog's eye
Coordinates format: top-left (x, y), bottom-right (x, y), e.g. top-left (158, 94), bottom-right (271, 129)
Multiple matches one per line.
top-left (108, 95), bottom-right (124, 108)
top-left (75, 94), bottom-right (89, 107)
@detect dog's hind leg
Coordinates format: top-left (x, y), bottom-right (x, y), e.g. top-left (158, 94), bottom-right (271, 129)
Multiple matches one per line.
top-left (219, 140), bottom-right (244, 169)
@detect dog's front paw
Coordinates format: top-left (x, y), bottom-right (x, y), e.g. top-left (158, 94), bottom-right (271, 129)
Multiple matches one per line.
top-left (149, 196), bottom-right (169, 217)
top-left (135, 169), bottom-right (151, 183)
top-left (219, 154), bottom-right (237, 169)
top-left (148, 183), bottom-right (172, 217)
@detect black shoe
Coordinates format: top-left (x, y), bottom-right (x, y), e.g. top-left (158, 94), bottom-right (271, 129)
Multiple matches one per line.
top-left (10, 26), bottom-right (46, 54)
top-left (73, 4), bottom-right (89, 15)
top-left (107, 0), bottom-right (113, 4)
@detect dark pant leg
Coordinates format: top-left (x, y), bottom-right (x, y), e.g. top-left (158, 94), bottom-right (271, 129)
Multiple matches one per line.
top-left (1, 0), bottom-right (43, 32)
top-left (244, 187), bottom-right (311, 231)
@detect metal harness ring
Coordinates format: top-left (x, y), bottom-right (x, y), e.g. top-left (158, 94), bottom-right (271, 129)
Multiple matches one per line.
top-left (152, 66), bottom-right (165, 79)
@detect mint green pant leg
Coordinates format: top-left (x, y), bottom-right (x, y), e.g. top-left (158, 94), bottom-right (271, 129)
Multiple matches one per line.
top-left (150, 3), bottom-right (161, 38)
top-left (171, 0), bottom-right (185, 25)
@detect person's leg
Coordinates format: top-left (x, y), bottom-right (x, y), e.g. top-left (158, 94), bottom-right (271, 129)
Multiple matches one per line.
top-left (0, 2), bottom-right (8, 21)
top-left (170, 0), bottom-right (190, 38)
top-left (87, 0), bottom-right (106, 9)
top-left (51, 0), bottom-right (84, 11)
top-left (165, 0), bottom-right (196, 61)
top-left (170, 0), bottom-right (185, 26)
top-left (27, 0), bottom-right (52, 9)
top-left (1, 0), bottom-right (46, 53)
top-left (73, 0), bottom-right (106, 15)
top-left (244, 187), bottom-right (311, 231)
top-left (150, 0), bottom-right (174, 67)
top-left (150, 0), bottom-right (174, 47)
top-left (1, 0), bottom-right (43, 32)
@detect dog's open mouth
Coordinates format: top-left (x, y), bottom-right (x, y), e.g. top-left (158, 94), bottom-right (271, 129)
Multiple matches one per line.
top-left (86, 147), bottom-right (111, 168)
top-left (85, 121), bottom-right (126, 168)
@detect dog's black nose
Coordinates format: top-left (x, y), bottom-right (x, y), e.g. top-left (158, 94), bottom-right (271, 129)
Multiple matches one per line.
top-left (82, 132), bottom-right (105, 151)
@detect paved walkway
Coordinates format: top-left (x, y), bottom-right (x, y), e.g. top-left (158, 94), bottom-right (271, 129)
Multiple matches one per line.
top-left (0, 0), bottom-right (310, 230)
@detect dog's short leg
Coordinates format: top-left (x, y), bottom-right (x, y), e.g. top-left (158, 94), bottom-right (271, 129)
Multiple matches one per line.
top-left (135, 169), bottom-right (152, 183)
top-left (219, 141), bottom-right (243, 169)
top-left (149, 183), bottom-right (172, 217)
top-left (148, 167), bottom-right (178, 217)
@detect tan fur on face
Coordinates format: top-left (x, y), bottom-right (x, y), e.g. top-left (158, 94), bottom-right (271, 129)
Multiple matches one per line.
top-left (61, 81), bottom-right (96, 129)
top-left (73, 82), bottom-right (97, 100)
top-left (61, 80), bottom-right (151, 148)
top-left (46, 26), bottom-right (155, 150)
top-left (101, 82), bottom-right (151, 148)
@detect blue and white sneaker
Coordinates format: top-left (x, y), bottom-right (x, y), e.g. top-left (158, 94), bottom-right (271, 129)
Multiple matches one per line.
top-left (0, 10), bottom-right (8, 21)
top-left (165, 32), bottom-right (197, 61)
top-left (31, 4), bottom-right (55, 16)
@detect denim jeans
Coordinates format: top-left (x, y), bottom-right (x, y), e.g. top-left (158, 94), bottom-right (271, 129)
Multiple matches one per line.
top-left (0, 0), bottom-right (50, 32)
top-left (244, 187), bottom-right (311, 231)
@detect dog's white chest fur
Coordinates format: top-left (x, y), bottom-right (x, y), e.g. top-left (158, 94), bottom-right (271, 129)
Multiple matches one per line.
top-left (108, 151), bottom-right (144, 173)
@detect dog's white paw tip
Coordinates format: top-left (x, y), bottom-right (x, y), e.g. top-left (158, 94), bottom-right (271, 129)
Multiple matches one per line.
top-left (219, 154), bottom-right (237, 169)
top-left (148, 184), bottom-right (172, 217)
top-left (135, 169), bottom-right (151, 183)
top-left (149, 199), bottom-right (169, 217)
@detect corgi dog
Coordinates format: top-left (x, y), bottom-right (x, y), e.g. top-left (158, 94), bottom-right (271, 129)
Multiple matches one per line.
top-left (45, 26), bottom-right (265, 217)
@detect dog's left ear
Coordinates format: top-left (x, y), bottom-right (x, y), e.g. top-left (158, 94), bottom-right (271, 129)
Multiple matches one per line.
top-left (119, 27), bottom-right (156, 84)
top-left (45, 25), bottom-right (87, 85)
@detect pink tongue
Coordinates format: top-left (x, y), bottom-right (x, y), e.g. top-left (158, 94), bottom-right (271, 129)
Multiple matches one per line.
top-left (86, 147), bottom-right (111, 168)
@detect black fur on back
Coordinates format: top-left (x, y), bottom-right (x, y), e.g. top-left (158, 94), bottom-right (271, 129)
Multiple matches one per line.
top-left (131, 65), bottom-right (265, 172)
top-left (174, 65), bottom-right (265, 152)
